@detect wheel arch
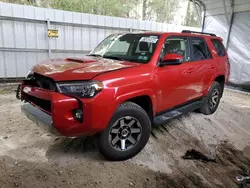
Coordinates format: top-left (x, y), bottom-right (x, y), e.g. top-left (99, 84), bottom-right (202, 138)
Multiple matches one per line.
top-left (214, 75), bottom-right (225, 87)
top-left (115, 90), bottom-right (157, 122)
top-left (206, 74), bottom-right (225, 96)
top-left (214, 75), bottom-right (225, 96)
top-left (126, 95), bottom-right (154, 122)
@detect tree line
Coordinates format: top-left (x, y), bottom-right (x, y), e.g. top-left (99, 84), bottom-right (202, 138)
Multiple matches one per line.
top-left (2, 0), bottom-right (200, 27)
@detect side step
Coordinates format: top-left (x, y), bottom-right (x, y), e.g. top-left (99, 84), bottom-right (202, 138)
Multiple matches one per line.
top-left (153, 100), bottom-right (203, 125)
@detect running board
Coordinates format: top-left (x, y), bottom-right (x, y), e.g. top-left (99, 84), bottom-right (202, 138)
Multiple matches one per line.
top-left (153, 100), bottom-right (203, 125)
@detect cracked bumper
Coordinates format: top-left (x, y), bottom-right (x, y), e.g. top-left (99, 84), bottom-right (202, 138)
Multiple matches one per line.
top-left (21, 101), bottom-right (61, 136)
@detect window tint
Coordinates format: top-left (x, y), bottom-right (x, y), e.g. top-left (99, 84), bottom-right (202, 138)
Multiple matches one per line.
top-left (191, 38), bottom-right (211, 61)
top-left (161, 37), bottom-right (189, 62)
top-left (212, 39), bottom-right (226, 56)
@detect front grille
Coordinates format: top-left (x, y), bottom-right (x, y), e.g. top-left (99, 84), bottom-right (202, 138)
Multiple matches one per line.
top-left (22, 73), bottom-right (55, 113)
top-left (25, 94), bottom-right (51, 113)
top-left (24, 73), bottom-right (57, 91)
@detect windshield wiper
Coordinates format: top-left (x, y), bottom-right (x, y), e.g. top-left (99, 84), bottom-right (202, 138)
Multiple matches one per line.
top-left (103, 55), bottom-right (125, 61)
top-left (88, 54), bottom-right (103, 57)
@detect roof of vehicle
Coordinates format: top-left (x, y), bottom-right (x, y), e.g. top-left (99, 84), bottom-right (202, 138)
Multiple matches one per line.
top-left (120, 30), bottom-right (222, 40)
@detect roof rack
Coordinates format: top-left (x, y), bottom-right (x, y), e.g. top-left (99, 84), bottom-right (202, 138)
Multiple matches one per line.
top-left (182, 30), bottom-right (217, 37)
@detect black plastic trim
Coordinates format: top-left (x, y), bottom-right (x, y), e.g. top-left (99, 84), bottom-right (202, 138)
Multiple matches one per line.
top-left (16, 84), bottom-right (21, 100)
top-left (182, 30), bottom-right (216, 37)
top-left (153, 98), bottom-right (203, 125)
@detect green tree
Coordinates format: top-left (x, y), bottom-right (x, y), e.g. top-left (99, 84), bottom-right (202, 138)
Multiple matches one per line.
top-left (142, 0), bottom-right (148, 20)
top-left (3, 0), bottom-right (182, 24)
top-left (149, 0), bottom-right (179, 23)
top-left (184, 1), bottom-right (200, 27)
top-left (2, 0), bottom-right (37, 5)
top-left (2, 0), bottom-right (137, 18)
top-left (48, 0), bottom-right (137, 18)
top-left (140, 0), bottom-right (179, 23)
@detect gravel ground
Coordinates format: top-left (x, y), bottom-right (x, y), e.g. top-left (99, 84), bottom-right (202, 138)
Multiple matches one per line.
top-left (0, 89), bottom-right (250, 188)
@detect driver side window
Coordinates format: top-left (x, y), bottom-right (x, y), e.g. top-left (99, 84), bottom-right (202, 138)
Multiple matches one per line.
top-left (161, 37), bottom-right (189, 62)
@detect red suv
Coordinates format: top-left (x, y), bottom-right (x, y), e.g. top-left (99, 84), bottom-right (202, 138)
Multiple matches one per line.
top-left (18, 30), bottom-right (230, 161)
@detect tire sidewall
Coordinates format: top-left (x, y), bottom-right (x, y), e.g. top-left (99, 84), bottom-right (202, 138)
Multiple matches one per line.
top-left (99, 103), bottom-right (151, 161)
top-left (202, 82), bottom-right (222, 115)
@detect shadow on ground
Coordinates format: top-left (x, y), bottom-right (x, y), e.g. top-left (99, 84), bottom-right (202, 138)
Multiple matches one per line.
top-left (45, 116), bottom-right (182, 161)
top-left (45, 136), bottom-right (105, 161)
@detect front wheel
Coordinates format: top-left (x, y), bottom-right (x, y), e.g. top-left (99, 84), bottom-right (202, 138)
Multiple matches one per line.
top-left (98, 102), bottom-right (151, 161)
top-left (199, 81), bottom-right (222, 115)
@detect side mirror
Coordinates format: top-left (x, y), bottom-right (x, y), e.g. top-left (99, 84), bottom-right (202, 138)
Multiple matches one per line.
top-left (159, 54), bottom-right (184, 66)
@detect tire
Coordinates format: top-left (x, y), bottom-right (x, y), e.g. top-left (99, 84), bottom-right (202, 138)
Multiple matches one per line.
top-left (199, 81), bottom-right (222, 115)
top-left (98, 102), bottom-right (151, 161)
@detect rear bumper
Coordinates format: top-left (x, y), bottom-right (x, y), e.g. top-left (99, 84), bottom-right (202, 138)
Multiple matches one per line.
top-left (21, 101), bottom-right (61, 136)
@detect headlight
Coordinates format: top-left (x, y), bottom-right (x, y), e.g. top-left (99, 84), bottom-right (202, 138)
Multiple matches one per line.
top-left (57, 81), bottom-right (103, 98)
top-left (26, 66), bottom-right (34, 78)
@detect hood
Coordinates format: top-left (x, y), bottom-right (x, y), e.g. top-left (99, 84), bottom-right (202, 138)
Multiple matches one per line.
top-left (32, 56), bottom-right (140, 81)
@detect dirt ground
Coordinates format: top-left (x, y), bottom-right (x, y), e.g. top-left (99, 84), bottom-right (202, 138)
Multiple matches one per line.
top-left (0, 88), bottom-right (250, 188)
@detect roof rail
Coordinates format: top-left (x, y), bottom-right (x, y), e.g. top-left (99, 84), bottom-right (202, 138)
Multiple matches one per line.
top-left (182, 30), bottom-right (217, 37)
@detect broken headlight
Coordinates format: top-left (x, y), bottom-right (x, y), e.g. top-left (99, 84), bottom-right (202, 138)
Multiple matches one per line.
top-left (57, 81), bottom-right (103, 98)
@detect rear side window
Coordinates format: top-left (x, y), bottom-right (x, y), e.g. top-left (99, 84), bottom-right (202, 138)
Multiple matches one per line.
top-left (190, 37), bottom-right (211, 61)
top-left (211, 39), bottom-right (226, 56)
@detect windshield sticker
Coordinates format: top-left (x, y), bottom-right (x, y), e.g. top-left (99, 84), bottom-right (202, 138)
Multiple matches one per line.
top-left (138, 56), bottom-right (143, 60)
top-left (140, 37), bottom-right (158, 43)
top-left (138, 56), bottom-right (148, 61)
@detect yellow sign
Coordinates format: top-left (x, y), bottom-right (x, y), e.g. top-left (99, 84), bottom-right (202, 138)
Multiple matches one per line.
top-left (48, 29), bottom-right (58, 37)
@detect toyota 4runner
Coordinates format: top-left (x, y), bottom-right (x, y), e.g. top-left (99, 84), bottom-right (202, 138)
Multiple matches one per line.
top-left (18, 30), bottom-right (230, 161)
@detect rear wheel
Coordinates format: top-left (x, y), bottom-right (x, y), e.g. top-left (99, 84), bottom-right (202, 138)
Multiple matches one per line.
top-left (98, 102), bottom-right (151, 161)
top-left (199, 81), bottom-right (222, 115)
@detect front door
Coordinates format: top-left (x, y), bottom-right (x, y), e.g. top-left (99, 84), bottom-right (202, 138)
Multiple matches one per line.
top-left (156, 36), bottom-right (194, 112)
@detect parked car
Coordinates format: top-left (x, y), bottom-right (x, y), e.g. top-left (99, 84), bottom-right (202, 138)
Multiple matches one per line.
top-left (17, 30), bottom-right (230, 161)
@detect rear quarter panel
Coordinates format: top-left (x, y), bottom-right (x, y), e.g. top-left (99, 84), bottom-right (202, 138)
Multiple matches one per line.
top-left (205, 37), bottom-right (229, 94)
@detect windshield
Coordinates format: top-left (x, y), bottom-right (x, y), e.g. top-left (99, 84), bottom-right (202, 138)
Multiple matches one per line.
top-left (90, 34), bottom-right (160, 63)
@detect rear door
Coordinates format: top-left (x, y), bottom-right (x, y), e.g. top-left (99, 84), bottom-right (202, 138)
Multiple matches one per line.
top-left (181, 36), bottom-right (216, 99)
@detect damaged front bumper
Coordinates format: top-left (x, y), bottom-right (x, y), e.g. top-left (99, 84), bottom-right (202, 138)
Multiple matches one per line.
top-left (16, 82), bottom-right (112, 137)
top-left (17, 84), bottom-right (84, 136)
top-left (21, 101), bottom-right (61, 136)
